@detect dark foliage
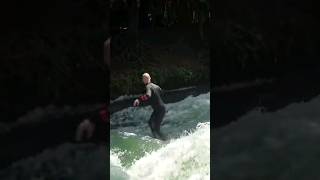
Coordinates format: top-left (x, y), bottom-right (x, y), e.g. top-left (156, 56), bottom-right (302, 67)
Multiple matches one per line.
top-left (0, 0), bottom-right (110, 122)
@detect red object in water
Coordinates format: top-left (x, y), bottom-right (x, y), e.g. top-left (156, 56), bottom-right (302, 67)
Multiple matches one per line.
top-left (100, 104), bottom-right (109, 123)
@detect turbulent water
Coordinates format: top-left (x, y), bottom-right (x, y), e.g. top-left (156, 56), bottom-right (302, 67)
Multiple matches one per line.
top-left (0, 92), bottom-right (210, 180)
top-left (214, 94), bottom-right (320, 180)
top-left (0, 143), bottom-right (107, 180)
top-left (0, 103), bottom-right (107, 180)
top-left (110, 92), bottom-right (211, 180)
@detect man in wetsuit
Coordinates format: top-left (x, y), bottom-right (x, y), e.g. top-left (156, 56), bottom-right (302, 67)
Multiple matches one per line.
top-left (133, 73), bottom-right (166, 140)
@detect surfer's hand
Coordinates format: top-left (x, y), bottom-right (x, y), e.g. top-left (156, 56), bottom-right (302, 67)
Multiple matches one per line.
top-left (133, 99), bottom-right (140, 107)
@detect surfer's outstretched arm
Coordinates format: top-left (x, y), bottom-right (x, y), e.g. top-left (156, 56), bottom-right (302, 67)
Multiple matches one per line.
top-left (133, 85), bottom-right (151, 106)
top-left (133, 94), bottom-right (150, 106)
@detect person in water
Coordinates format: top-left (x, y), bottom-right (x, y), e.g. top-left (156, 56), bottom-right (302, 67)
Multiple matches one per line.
top-left (133, 73), bottom-right (167, 140)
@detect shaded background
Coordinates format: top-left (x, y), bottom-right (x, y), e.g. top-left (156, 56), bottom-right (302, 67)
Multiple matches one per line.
top-left (211, 1), bottom-right (320, 179)
top-left (0, 0), bottom-right (109, 123)
top-left (0, 0), bottom-right (110, 177)
top-left (212, 0), bottom-right (318, 84)
top-left (211, 0), bottom-right (319, 127)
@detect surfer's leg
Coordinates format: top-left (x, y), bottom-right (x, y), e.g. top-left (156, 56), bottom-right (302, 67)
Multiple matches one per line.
top-left (154, 108), bottom-right (166, 140)
top-left (148, 112), bottom-right (157, 138)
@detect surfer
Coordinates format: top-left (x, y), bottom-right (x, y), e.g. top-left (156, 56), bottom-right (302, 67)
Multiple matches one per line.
top-left (133, 73), bottom-right (167, 140)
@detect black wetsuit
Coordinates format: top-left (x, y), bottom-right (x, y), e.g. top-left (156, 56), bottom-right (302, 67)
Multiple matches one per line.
top-left (139, 82), bottom-right (166, 140)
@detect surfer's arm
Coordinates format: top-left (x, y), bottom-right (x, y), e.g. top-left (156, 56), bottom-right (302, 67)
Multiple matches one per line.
top-left (139, 86), bottom-right (151, 102)
top-left (133, 86), bottom-right (151, 106)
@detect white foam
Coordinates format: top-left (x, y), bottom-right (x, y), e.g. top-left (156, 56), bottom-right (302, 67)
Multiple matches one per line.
top-left (126, 122), bottom-right (210, 180)
top-left (110, 92), bottom-right (211, 179)
top-left (122, 132), bottom-right (137, 137)
top-left (111, 151), bottom-right (130, 180)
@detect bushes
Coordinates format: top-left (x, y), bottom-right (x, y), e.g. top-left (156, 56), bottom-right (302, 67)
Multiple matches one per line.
top-left (110, 66), bottom-right (209, 98)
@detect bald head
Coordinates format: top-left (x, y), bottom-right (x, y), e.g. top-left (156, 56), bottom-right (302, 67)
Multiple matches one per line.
top-left (142, 73), bottom-right (151, 84)
top-left (142, 73), bottom-right (151, 79)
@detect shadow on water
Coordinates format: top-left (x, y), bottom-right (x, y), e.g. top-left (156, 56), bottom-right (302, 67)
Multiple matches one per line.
top-left (213, 64), bottom-right (320, 128)
top-left (0, 110), bottom-right (108, 170)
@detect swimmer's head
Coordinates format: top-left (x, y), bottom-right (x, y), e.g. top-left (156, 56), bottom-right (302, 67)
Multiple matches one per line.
top-left (142, 73), bottom-right (151, 84)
